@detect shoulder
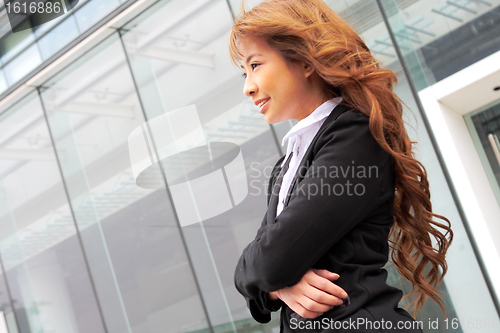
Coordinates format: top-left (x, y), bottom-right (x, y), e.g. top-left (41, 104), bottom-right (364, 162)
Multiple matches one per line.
top-left (310, 108), bottom-right (392, 173)
top-left (327, 108), bottom-right (369, 132)
top-left (314, 108), bottom-right (373, 151)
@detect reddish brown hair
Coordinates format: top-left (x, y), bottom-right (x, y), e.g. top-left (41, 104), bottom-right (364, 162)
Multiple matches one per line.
top-left (229, 0), bottom-right (453, 316)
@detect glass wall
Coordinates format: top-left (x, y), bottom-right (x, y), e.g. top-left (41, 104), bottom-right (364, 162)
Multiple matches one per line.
top-left (0, 0), bottom-right (130, 96)
top-left (0, 0), bottom-right (497, 332)
top-left (120, 0), bottom-right (283, 330)
top-left (40, 32), bottom-right (213, 332)
top-left (0, 92), bottom-right (105, 333)
top-left (465, 100), bottom-right (500, 209)
top-left (375, 0), bottom-right (500, 89)
top-left (378, 1), bottom-right (500, 331)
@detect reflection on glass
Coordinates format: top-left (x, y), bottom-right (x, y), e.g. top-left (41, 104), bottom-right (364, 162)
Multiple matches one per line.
top-left (465, 100), bottom-right (500, 205)
top-left (0, 92), bottom-right (105, 333)
top-left (4, 44), bottom-right (42, 86)
top-left (121, 0), bottom-right (283, 330)
top-left (0, 272), bottom-right (17, 333)
top-left (0, 70), bottom-right (8, 96)
top-left (0, 25), bottom-right (36, 65)
top-left (74, 0), bottom-right (121, 32)
top-left (377, 0), bottom-right (500, 85)
top-left (40, 29), bottom-right (211, 332)
top-left (37, 16), bottom-right (80, 60)
top-left (374, 0), bottom-right (500, 330)
top-left (0, 0), bottom-right (124, 98)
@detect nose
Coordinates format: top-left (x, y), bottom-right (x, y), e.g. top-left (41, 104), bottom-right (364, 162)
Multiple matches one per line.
top-left (243, 76), bottom-right (257, 97)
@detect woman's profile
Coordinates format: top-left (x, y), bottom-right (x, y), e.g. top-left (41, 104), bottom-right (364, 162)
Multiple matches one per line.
top-left (230, 0), bottom-right (453, 332)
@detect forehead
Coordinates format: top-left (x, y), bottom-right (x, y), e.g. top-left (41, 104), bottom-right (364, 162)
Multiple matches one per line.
top-left (238, 37), bottom-right (275, 63)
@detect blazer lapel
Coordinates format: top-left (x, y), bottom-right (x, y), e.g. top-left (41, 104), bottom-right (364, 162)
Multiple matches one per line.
top-left (266, 154), bottom-right (286, 206)
top-left (265, 103), bottom-right (352, 226)
top-left (282, 103), bottom-right (352, 208)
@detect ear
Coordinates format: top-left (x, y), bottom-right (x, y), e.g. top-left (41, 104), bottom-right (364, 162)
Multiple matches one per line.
top-left (303, 62), bottom-right (315, 78)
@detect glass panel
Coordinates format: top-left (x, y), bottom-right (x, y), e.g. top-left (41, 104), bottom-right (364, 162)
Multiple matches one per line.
top-left (0, 91), bottom-right (105, 333)
top-left (5, 310), bottom-right (20, 333)
top-left (31, 0), bottom-right (83, 38)
top-left (121, 0), bottom-right (284, 330)
top-left (74, 0), bottom-right (121, 32)
top-left (0, 271), bottom-right (19, 333)
top-left (3, 44), bottom-right (42, 86)
top-left (40, 31), bottom-right (210, 333)
top-left (377, 0), bottom-right (500, 330)
top-left (0, 24), bottom-right (35, 65)
top-left (0, 70), bottom-right (8, 96)
top-left (465, 100), bottom-right (500, 205)
top-left (0, 0), bottom-right (124, 95)
top-left (228, 0), bottom-right (263, 15)
top-left (376, 0), bottom-right (500, 86)
top-left (37, 16), bottom-right (80, 60)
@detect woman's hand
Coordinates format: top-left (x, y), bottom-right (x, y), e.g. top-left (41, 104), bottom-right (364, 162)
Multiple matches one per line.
top-left (271, 268), bottom-right (348, 319)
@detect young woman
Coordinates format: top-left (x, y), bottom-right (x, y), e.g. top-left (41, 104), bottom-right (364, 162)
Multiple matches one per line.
top-left (230, 0), bottom-right (453, 332)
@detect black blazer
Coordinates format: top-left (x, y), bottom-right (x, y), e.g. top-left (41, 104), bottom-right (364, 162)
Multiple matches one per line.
top-left (234, 104), bottom-right (422, 332)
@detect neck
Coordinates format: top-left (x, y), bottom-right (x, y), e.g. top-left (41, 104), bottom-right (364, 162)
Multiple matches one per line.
top-left (295, 93), bottom-right (332, 122)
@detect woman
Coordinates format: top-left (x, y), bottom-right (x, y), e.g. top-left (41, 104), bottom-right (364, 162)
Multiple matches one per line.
top-left (230, 0), bottom-right (453, 332)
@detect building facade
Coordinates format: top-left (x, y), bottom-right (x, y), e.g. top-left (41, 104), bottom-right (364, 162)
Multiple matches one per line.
top-left (0, 0), bottom-right (498, 332)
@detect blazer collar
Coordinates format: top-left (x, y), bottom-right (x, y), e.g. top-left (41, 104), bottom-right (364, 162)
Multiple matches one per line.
top-left (289, 102), bottom-right (352, 180)
top-left (267, 103), bottom-right (352, 222)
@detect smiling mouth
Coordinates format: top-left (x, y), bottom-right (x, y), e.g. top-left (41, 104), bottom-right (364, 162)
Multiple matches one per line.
top-left (258, 98), bottom-right (270, 108)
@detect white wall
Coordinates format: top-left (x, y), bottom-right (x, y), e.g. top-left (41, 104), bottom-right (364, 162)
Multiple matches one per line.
top-left (418, 50), bottom-right (500, 304)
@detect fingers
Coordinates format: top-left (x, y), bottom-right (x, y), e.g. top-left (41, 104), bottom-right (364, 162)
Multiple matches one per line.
top-left (311, 268), bottom-right (339, 281)
top-left (284, 282), bottom-right (341, 311)
top-left (297, 294), bottom-right (336, 313)
top-left (308, 269), bottom-right (348, 301)
top-left (281, 269), bottom-right (349, 319)
top-left (293, 308), bottom-right (326, 319)
top-left (304, 284), bottom-right (345, 308)
top-left (279, 287), bottom-right (328, 319)
top-left (288, 300), bottom-right (331, 319)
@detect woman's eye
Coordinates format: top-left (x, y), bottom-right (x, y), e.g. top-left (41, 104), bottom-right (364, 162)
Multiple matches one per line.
top-left (241, 64), bottom-right (259, 79)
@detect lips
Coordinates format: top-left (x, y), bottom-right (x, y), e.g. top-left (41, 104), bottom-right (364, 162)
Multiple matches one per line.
top-left (257, 98), bottom-right (270, 108)
top-left (258, 98), bottom-right (270, 113)
top-left (254, 97), bottom-right (270, 108)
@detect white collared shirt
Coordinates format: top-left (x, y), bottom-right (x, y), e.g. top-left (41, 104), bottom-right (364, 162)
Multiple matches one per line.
top-left (276, 97), bottom-right (342, 217)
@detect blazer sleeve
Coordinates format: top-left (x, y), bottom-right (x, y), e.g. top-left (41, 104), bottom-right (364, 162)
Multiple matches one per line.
top-left (234, 110), bottom-right (392, 307)
top-left (234, 154), bottom-right (286, 323)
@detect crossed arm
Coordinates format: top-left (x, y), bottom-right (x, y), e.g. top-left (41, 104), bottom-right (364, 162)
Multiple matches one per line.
top-left (234, 111), bottom-right (388, 323)
top-left (267, 268), bottom-right (347, 318)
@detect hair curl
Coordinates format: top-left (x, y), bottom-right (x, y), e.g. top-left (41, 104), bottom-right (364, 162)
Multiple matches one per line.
top-left (229, 0), bottom-right (453, 316)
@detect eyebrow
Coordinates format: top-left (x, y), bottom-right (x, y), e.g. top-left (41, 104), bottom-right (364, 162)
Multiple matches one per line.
top-left (240, 53), bottom-right (262, 69)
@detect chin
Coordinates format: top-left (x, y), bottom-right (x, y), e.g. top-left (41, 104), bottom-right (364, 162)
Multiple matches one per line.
top-left (263, 112), bottom-right (282, 124)
top-left (264, 116), bottom-right (279, 124)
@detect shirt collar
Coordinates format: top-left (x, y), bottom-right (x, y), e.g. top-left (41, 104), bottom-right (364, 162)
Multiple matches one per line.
top-left (281, 97), bottom-right (342, 147)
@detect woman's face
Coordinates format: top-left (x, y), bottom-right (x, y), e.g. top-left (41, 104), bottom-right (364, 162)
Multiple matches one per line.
top-left (238, 37), bottom-right (328, 123)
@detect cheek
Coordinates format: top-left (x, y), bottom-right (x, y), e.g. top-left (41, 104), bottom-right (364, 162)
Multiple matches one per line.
top-left (281, 70), bottom-right (303, 91)
top-left (282, 78), bottom-right (302, 100)
top-left (273, 74), bottom-right (296, 97)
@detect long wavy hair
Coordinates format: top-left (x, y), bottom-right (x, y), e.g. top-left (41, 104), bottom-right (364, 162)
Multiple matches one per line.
top-left (229, 0), bottom-right (453, 316)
